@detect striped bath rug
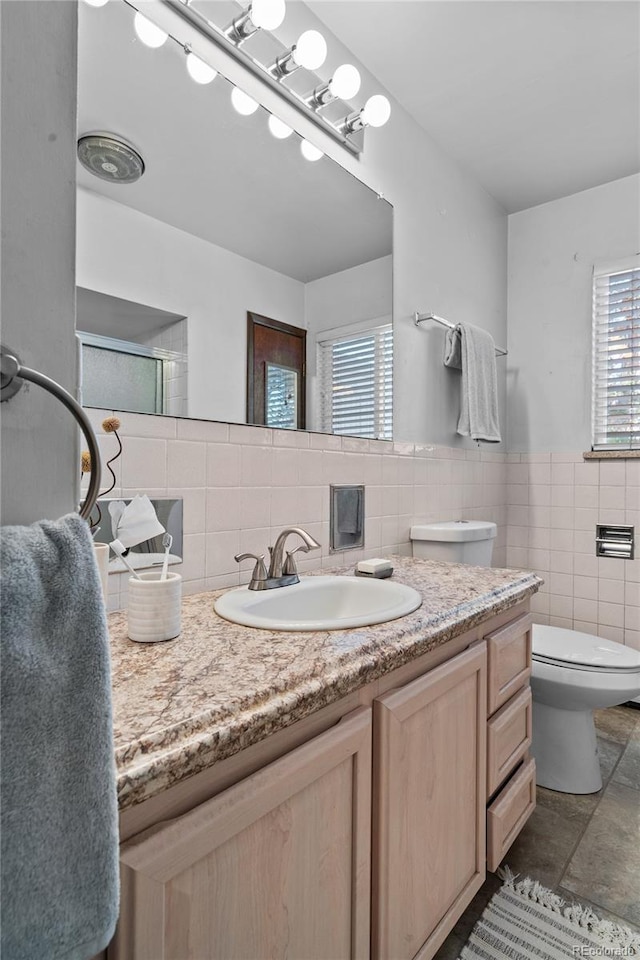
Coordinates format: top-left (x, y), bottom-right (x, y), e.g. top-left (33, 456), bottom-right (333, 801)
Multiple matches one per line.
top-left (459, 870), bottom-right (640, 959)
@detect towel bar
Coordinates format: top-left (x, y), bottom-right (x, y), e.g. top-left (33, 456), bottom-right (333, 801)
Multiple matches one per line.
top-left (414, 312), bottom-right (508, 357)
top-left (0, 344), bottom-right (102, 522)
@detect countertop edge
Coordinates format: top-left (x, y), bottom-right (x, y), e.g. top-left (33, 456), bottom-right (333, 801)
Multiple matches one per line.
top-left (115, 571), bottom-right (540, 810)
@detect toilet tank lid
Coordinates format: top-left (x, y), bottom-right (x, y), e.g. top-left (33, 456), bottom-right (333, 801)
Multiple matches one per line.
top-left (410, 520), bottom-right (497, 542)
top-left (532, 625), bottom-right (640, 670)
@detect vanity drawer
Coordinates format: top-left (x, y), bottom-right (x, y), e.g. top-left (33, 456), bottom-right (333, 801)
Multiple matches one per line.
top-left (487, 686), bottom-right (532, 799)
top-left (487, 757), bottom-right (536, 872)
top-left (485, 614), bottom-right (532, 715)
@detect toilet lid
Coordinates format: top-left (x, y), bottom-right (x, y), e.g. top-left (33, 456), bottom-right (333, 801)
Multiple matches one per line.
top-left (410, 520), bottom-right (497, 542)
top-left (532, 625), bottom-right (640, 672)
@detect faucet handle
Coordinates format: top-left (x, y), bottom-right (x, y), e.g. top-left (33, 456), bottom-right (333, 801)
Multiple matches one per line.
top-left (234, 552), bottom-right (268, 586)
top-left (282, 545), bottom-right (309, 576)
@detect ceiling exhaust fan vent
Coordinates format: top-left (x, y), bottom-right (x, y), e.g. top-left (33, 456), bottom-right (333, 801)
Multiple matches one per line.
top-left (77, 133), bottom-right (145, 184)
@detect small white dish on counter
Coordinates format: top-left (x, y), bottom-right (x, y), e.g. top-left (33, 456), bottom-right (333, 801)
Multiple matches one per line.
top-left (213, 575), bottom-right (422, 631)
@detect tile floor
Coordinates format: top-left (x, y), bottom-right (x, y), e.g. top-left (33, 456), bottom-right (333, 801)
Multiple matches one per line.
top-left (435, 704), bottom-right (640, 959)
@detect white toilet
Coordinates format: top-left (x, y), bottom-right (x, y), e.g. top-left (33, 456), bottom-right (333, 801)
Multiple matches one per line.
top-left (530, 626), bottom-right (640, 794)
top-left (410, 520), bottom-right (497, 565)
top-left (409, 520), bottom-right (640, 796)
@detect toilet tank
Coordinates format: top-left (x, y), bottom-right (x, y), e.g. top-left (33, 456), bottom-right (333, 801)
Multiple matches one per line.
top-left (410, 520), bottom-right (497, 566)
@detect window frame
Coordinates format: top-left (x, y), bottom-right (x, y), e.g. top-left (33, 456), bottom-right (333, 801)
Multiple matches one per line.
top-left (591, 255), bottom-right (640, 452)
top-left (316, 316), bottom-right (393, 440)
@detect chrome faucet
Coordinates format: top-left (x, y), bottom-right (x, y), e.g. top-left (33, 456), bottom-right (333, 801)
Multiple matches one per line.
top-left (269, 527), bottom-right (321, 580)
top-left (235, 527), bottom-right (321, 591)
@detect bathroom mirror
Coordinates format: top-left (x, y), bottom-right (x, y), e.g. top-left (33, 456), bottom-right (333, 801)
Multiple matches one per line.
top-left (92, 497), bottom-right (184, 574)
top-left (76, 0), bottom-right (393, 438)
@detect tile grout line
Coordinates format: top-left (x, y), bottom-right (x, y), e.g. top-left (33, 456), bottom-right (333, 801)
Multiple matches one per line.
top-left (556, 722), bottom-right (635, 902)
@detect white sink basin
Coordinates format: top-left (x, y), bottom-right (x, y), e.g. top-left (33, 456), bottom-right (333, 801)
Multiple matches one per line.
top-left (214, 575), bottom-right (423, 631)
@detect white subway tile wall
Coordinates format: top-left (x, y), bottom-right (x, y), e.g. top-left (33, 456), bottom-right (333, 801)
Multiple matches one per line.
top-left (506, 453), bottom-right (640, 649)
top-left (84, 410), bottom-right (507, 614)
top-left (83, 413), bottom-right (640, 648)
top-left (142, 319), bottom-right (188, 418)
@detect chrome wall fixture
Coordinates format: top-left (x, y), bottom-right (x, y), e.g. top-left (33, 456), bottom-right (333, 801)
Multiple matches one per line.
top-left (414, 312), bottom-right (508, 357)
top-left (83, 0), bottom-right (391, 158)
top-left (225, 0), bottom-right (286, 43)
top-left (0, 345), bottom-right (102, 522)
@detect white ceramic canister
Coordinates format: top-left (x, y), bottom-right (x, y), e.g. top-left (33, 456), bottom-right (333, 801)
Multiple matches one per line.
top-left (127, 571), bottom-right (182, 643)
top-left (93, 542), bottom-right (110, 603)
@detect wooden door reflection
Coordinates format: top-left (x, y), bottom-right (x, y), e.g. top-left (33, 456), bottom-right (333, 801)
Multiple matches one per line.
top-left (247, 312), bottom-right (306, 429)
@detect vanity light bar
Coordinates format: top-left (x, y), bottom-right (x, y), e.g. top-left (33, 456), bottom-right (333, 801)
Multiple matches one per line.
top-left (269, 31), bottom-right (328, 80)
top-left (115, 0), bottom-right (390, 157)
top-left (157, 0), bottom-right (389, 155)
top-left (120, 0), bottom-right (325, 161)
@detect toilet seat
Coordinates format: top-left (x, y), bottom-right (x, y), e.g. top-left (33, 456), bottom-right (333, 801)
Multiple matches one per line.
top-left (532, 653), bottom-right (640, 674)
top-left (530, 624), bottom-right (640, 794)
top-left (532, 624), bottom-right (640, 673)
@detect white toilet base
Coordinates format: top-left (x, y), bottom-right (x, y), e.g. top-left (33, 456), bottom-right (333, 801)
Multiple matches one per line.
top-left (531, 702), bottom-right (602, 794)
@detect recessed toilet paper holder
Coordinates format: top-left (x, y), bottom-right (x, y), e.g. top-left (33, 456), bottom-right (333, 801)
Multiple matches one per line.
top-left (595, 524), bottom-right (634, 560)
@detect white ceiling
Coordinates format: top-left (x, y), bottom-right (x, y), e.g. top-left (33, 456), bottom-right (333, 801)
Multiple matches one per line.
top-left (308, 1), bottom-right (640, 212)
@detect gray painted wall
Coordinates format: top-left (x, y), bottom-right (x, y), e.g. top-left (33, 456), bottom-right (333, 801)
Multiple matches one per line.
top-left (1, 1), bottom-right (79, 524)
top-left (507, 174), bottom-right (640, 452)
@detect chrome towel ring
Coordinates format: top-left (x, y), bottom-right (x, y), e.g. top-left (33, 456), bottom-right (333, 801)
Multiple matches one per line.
top-left (0, 345), bottom-right (102, 522)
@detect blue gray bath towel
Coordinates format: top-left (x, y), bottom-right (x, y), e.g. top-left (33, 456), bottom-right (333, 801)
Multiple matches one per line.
top-left (1, 514), bottom-right (119, 959)
top-left (444, 321), bottom-right (502, 443)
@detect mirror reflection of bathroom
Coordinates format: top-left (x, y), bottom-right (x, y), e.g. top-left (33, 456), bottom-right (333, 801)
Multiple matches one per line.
top-left (92, 497), bottom-right (183, 573)
top-left (75, 0), bottom-right (393, 438)
top-left (265, 364), bottom-right (299, 430)
top-left (77, 289), bottom-right (188, 416)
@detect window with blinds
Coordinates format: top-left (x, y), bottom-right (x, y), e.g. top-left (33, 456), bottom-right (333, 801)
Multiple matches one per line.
top-left (317, 323), bottom-right (393, 439)
top-left (592, 257), bottom-right (640, 451)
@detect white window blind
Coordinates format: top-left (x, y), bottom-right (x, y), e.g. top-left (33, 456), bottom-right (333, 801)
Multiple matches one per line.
top-left (592, 257), bottom-right (640, 451)
top-left (318, 323), bottom-right (393, 439)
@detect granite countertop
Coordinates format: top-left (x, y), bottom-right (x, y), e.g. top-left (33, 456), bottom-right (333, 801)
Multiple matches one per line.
top-left (109, 556), bottom-right (542, 810)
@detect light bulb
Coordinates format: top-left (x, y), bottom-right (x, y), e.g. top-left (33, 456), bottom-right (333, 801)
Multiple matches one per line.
top-left (186, 53), bottom-right (217, 85)
top-left (362, 94), bottom-right (391, 128)
top-left (292, 30), bottom-right (327, 71)
top-left (134, 12), bottom-right (168, 48)
top-left (268, 115), bottom-right (293, 139)
top-left (300, 140), bottom-right (323, 162)
top-left (82, 0), bottom-right (109, 7)
top-left (250, 0), bottom-right (286, 30)
top-left (328, 64), bottom-right (361, 101)
top-left (231, 87), bottom-right (259, 116)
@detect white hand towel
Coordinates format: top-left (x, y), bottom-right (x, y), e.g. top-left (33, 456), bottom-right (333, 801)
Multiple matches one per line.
top-left (443, 322), bottom-right (501, 443)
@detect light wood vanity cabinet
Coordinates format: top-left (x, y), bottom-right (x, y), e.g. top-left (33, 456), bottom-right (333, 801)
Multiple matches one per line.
top-left (112, 707), bottom-right (372, 960)
top-left (484, 613), bottom-right (536, 872)
top-left (111, 603), bottom-right (536, 959)
top-left (486, 613), bottom-right (532, 715)
top-left (373, 644), bottom-right (487, 960)
top-left (486, 685), bottom-right (532, 798)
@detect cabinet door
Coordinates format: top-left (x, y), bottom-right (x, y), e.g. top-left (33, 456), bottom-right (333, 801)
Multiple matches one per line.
top-left (112, 708), bottom-right (371, 960)
top-left (373, 644), bottom-right (487, 960)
